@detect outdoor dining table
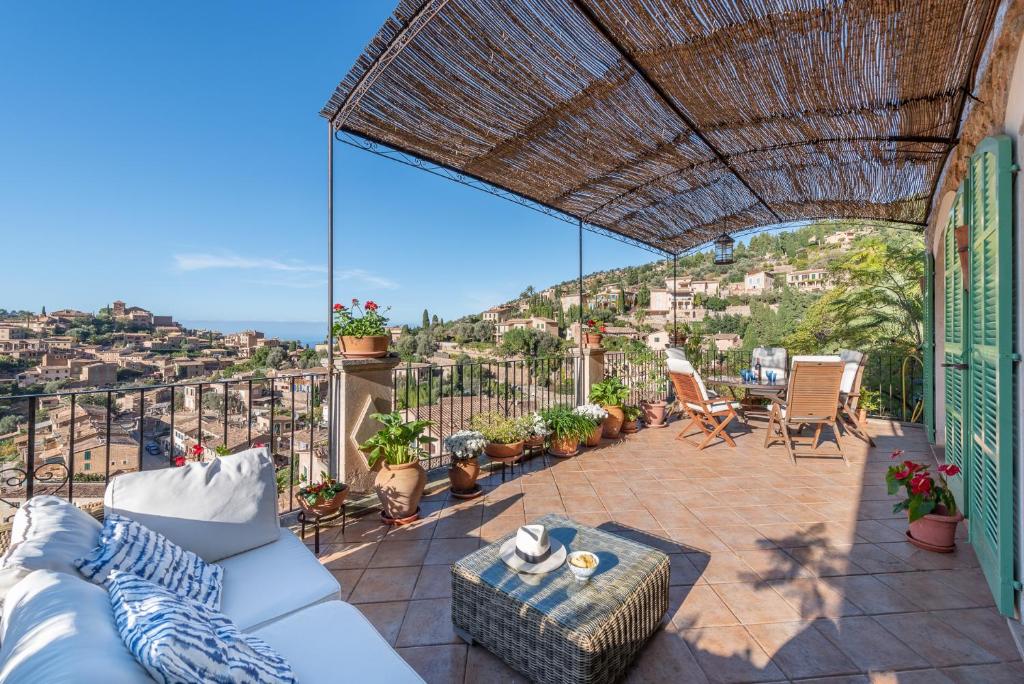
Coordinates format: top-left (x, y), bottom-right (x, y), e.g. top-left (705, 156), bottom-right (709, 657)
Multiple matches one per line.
top-left (710, 377), bottom-right (787, 420)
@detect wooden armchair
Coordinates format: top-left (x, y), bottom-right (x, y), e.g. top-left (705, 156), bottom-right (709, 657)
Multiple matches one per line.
top-left (670, 370), bottom-right (741, 450)
top-left (764, 356), bottom-right (847, 465)
top-left (837, 350), bottom-right (875, 446)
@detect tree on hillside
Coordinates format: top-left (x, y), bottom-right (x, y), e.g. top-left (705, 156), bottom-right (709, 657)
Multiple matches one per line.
top-left (472, 320), bottom-right (494, 342)
top-left (784, 234), bottom-right (924, 353)
top-left (498, 328), bottom-right (561, 359)
top-left (637, 284), bottom-right (650, 308)
top-left (422, 309), bottom-right (430, 328)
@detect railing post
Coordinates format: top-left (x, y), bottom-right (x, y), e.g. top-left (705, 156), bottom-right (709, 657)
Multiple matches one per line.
top-left (330, 353), bottom-right (402, 493)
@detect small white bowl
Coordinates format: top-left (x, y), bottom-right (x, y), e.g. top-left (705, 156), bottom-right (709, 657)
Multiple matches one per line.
top-left (567, 551), bottom-right (599, 582)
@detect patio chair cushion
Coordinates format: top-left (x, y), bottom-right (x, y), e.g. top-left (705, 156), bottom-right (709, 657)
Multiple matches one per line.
top-left (686, 400), bottom-right (740, 414)
top-left (253, 600), bottom-right (425, 683)
top-left (104, 447), bottom-right (279, 562)
top-left (75, 512), bottom-right (223, 611)
top-left (0, 495), bottom-right (102, 607)
top-left (666, 357), bottom-right (694, 374)
top-left (838, 349), bottom-right (864, 393)
top-left (0, 569), bottom-right (150, 683)
top-left (108, 571), bottom-right (296, 684)
top-left (218, 528), bottom-right (340, 631)
top-left (752, 347), bottom-right (788, 379)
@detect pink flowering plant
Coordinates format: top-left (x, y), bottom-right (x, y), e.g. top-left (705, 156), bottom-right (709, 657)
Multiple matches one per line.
top-left (332, 298), bottom-right (390, 338)
top-left (884, 449), bottom-right (961, 522)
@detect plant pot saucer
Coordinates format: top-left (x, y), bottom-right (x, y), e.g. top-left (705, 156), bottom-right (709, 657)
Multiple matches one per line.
top-left (450, 484), bottom-right (483, 500)
top-left (905, 529), bottom-right (956, 553)
top-left (645, 421), bottom-right (669, 429)
top-left (548, 448), bottom-right (579, 458)
top-left (380, 507), bottom-right (421, 526)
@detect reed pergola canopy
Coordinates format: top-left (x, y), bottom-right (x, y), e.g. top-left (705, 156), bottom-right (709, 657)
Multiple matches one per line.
top-left (322, 0), bottom-right (1000, 255)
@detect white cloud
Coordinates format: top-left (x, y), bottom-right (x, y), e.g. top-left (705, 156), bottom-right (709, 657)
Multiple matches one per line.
top-left (173, 253), bottom-right (398, 290)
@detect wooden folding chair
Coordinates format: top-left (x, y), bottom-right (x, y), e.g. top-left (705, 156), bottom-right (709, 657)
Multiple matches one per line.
top-left (764, 356), bottom-right (847, 465)
top-left (837, 350), bottom-right (876, 447)
top-left (670, 371), bottom-right (740, 450)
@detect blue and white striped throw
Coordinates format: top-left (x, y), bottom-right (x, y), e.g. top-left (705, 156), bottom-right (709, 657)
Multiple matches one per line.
top-left (75, 512), bottom-right (222, 610)
top-left (109, 571), bottom-right (296, 684)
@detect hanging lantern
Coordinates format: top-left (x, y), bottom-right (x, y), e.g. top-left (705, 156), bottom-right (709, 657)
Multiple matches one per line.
top-left (714, 233), bottom-right (735, 265)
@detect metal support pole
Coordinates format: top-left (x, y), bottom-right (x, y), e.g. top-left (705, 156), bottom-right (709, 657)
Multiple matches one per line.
top-left (326, 122), bottom-right (336, 478)
top-left (672, 254), bottom-right (678, 341)
top-left (577, 218), bottom-right (584, 404)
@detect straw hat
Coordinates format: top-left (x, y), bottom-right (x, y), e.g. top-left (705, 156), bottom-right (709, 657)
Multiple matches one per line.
top-left (499, 524), bottom-right (566, 574)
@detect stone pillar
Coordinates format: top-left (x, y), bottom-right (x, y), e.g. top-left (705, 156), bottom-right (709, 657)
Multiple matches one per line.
top-left (582, 348), bottom-right (606, 403)
top-left (330, 354), bottom-right (402, 493)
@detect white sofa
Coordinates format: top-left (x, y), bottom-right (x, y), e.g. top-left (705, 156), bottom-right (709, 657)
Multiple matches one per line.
top-left (0, 448), bottom-right (424, 683)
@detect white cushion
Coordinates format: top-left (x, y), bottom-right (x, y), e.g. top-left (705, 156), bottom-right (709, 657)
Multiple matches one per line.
top-left (791, 355), bottom-right (842, 364)
top-left (0, 570), bottom-right (150, 683)
top-left (219, 529), bottom-right (340, 631)
top-left (104, 447), bottom-right (279, 562)
top-left (838, 349), bottom-right (864, 394)
top-left (108, 571), bottom-right (296, 684)
top-left (0, 496), bottom-right (101, 605)
top-left (75, 512), bottom-right (223, 610)
top-left (686, 400), bottom-right (740, 414)
top-left (253, 601), bottom-right (424, 684)
top-left (666, 357), bottom-right (694, 374)
top-left (664, 347), bottom-right (687, 360)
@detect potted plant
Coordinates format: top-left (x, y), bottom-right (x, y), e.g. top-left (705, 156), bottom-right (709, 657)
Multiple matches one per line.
top-left (470, 411), bottom-right (528, 462)
top-left (589, 376), bottom-right (630, 438)
top-left (583, 319), bottom-right (607, 348)
top-left (621, 405), bottom-right (643, 434)
top-left (297, 473), bottom-right (349, 517)
top-left (885, 452), bottom-right (963, 552)
top-left (332, 298), bottom-right (391, 359)
top-left (522, 412), bottom-right (551, 450)
top-left (540, 406), bottom-right (594, 457)
top-left (573, 403), bottom-right (609, 447)
top-left (623, 344), bottom-right (668, 428)
top-left (359, 411), bottom-right (435, 524)
top-left (443, 430), bottom-right (487, 498)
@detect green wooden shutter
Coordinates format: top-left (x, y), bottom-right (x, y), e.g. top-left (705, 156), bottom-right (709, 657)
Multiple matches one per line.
top-left (943, 192), bottom-right (967, 511)
top-left (923, 249), bottom-right (936, 442)
top-left (966, 134), bottom-right (1015, 617)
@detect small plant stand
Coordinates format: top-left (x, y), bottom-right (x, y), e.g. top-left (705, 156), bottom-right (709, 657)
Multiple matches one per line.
top-left (298, 504), bottom-right (347, 555)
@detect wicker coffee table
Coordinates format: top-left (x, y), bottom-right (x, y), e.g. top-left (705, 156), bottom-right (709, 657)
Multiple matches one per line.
top-left (451, 514), bottom-right (669, 684)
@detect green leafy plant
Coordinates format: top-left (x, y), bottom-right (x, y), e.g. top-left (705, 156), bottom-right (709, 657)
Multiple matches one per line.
top-left (539, 406), bottom-right (595, 442)
top-left (589, 377), bottom-right (630, 407)
top-left (214, 444), bottom-right (231, 456)
top-left (358, 411), bottom-right (435, 467)
top-left (332, 298), bottom-right (390, 338)
top-left (469, 412), bottom-right (528, 445)
top-left (623, 405), bottom-right (643, 421)
top-left (885, 450), bottom-right (960, 522)
top-left (297, 472), bottom-right (346, 506)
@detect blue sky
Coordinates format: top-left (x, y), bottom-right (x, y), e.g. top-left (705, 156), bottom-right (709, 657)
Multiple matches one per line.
top-left (0, 2), bottom-right (668, 327)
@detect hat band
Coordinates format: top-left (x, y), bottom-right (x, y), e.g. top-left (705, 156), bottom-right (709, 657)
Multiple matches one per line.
top-left (515, 545), bottom-right (551, 564)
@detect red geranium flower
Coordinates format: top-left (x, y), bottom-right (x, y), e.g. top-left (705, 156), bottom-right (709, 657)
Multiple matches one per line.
top-left (365, 301), bottom-right (378, 311)
top-left (587, 320), bottom-right (595, 327)
top-left (191, 444), bottom-right (204, 456)
top-left (600, 325), bottom-right (607, 333)
top-left (173, 456), bottom-right (186, 467)
top-left (333, 303), bottom-right (343, 311)
top-left (903, 460), bottom-right (923, 473)
top-left (252, 441), bottom-right (265, 449)
top-left (351, 298), bottom-right (359, 305)
top-left (890, 449), bottom-right (905, 460)
top-left (938, 463), bottom-right (961, 477)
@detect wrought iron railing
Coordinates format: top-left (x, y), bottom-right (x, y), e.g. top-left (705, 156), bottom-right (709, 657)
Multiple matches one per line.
top-left (392, 355), bottom-right (578, 471)
top-left (604, 350), bottom-right (669, 405)
top-left (0, 372), bottom-right (329, 522)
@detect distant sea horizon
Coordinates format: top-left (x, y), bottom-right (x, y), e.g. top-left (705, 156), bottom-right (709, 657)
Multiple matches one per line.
top-left (178, 319), bottom-right (414, 348)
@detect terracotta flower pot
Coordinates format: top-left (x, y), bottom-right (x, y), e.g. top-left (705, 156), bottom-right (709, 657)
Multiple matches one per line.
top-left (485, 440), bottom-right (524, 461)
top-left (621, 420), bottom-right (639, 434)
top-left (338, 335), bottom-right (389, 359)
top-left (584, 333), bottom-right (603, 349)
top-left (374, 461), bottom-right (427, 522)
top-left (584, 424), bottom-right (603, 447)
top-left (548, 435), bottom-right (579, 457)
top-left (298, 486), bottom-right (348, 518)
top-left (448, 456), bottom-right (480, 494)
top-left (642, 400), bottom-right (667, 427)
top-left (524, 435), bottom-right (545, 449)
top-left (907, 507), bottom-right (963, 552)
top-left (602, 405), bottom-right (625, 438)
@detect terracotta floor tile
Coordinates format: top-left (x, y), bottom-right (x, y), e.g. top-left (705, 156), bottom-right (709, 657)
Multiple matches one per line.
top-left (689, 506), bottom-right (748, 526)
top-left (609, 508), bottom-right (663, 531)
top-left (873, 571), bottom-right (979, 610)
top-left (396, 598), bottom-right (461, 647)
top-left (933, 607), bottom-right (1021, 661)
top-left (844, 544), bottom-right (915, 574)
top-left (668, 553), bottom-right (703, 585)
top-left (730, 505), bottom-right (793, 525)
top-left (746, 621), bottom-right (859, 680)
top-left (464, 644), bottom-right (530, 683)
top-left (595, 493), bottom-right (648, 511)
top-left (356, 600), bottom-right (409, 645)
top-left (396, 644), bottom-right (467, 684)
top-left (664, 525), bottom-right (731, 553)
top-left (423, 537), bottom-right (480, 566)
top-left (873, 612), bottom-right (1001, 667)
top-left (681, 625), bottom-right (786, 683)
top-left (624, 623), bottom-right (709, 683)
top-left (668, 584), bottom-right (740, 629)
top-left (708, 524), bottom-right (776, 551)
top-left (560, 494), bottom-right (606, 513)
top-left (412, 563), bottom-right (454, 600)
top-left (320, 542), bottom-right (377, 570)
top-left (369, 540), bottom-right (431, 568)
top-left (330, 568), bottom-right (363, 602)
top-left (349, 565), bottom-right (421, 604)
top-left (735, 549), bottom-right (815, 581)
top-left (767, 578), bottom-right (863, 619)
top-left (712, 581), bottom-right (802, 624)
top-left (521, 495), bottom-right (565, 516)
top-left (783, 544), bottom-right (866, 577)
top-left (813, 616), bottom-right (929, 672)
top-left (939, 662), bottom-right (1024, 684)
top-left (685, 550), bottom-right (760, 584)
top-left (823, 575), bottom-right (922, 615)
